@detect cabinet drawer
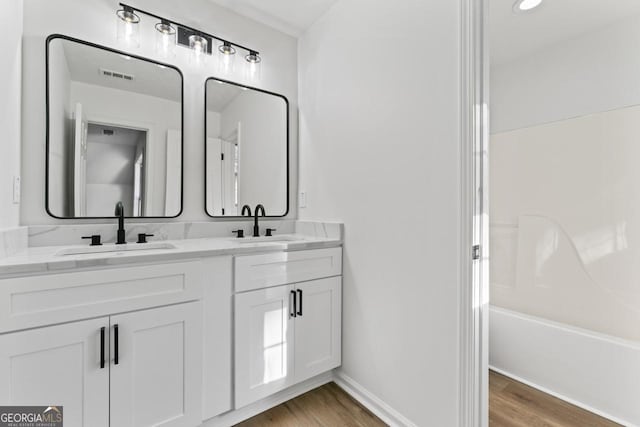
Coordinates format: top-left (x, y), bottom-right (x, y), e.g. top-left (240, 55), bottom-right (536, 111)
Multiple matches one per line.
top-left (235, 248), bottom-right (342, 293)
top-left (0, 261), bottom-right (203, 333)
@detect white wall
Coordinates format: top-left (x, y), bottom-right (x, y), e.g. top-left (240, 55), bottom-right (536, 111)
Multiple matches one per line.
top-left (220, 91), bottom-right (287, 215)
top-left (491, 107), bottom-right (640, 343)
top-left (298, 1), bottom-right (461, 425)
top-left (491, 13), bottom-right (640, 133)
top-left (21, 0), bottom-right (298, 224)
top-left (0, 0), bottom-right (23, 229)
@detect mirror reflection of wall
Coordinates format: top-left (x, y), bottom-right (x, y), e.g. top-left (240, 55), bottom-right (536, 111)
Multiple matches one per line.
top-left (205, 79), bottom-right (288, 217)
top-left (47, 36), bottom-right (183, 218)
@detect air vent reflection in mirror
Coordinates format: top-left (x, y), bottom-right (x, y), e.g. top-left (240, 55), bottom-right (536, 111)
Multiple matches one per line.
top-left (100, 68), bottom-right (135, 82)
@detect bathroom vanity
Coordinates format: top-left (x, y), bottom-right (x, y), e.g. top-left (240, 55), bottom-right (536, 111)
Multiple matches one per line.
top-left (0, 231), bottom-right (342, 426)
top-left (0, 11), bottom-right (345, 425)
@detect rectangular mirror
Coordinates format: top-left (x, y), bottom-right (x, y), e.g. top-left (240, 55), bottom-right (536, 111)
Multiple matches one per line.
top-left (205, 78), bottom-right (289, 217)
top-left (46, 35), bottom-right (183, 218)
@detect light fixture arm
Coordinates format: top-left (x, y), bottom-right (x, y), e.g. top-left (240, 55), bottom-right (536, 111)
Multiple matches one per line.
top-left (118, 2), bottom-right (259, 56)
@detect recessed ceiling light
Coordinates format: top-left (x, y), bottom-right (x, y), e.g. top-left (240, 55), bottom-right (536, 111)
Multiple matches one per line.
top-left (513, 0), bottom-right (542, 13)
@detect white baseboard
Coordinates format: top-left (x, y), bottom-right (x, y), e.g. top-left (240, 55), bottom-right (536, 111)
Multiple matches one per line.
top-left (201, 372), bottom-right (333, 427)
top-left (490, 306), bottom-right (640, 427)
top-left (333, 370), bottom-right (417, 427)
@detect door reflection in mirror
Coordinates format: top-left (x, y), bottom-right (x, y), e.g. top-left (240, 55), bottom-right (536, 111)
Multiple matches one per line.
top-left (205, 78), bottom-right (288, 217)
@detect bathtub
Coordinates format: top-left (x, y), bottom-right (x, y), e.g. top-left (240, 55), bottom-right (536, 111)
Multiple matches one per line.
top-left (490, 306), bottom-right (640, 426)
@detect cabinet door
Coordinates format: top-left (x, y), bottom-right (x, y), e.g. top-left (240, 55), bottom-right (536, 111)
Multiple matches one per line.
top-left (110, 302), bottom-right (202, 427)
top-left (294, 277), bottom-right (342, 383)
top-left (235, 285), bottom-right (295, 408)
top-left (0, 318), bottom-right (110, 427)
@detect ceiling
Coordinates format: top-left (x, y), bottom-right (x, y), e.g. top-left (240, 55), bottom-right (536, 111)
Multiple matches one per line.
top-left (206, 80), bottom-right (243, 112)
top-left (490, 0), bottom-right (640, 65)
top-left (207, 0), bottom-right (339, 36)
top-left (58, 39), bottom-right (182, 103)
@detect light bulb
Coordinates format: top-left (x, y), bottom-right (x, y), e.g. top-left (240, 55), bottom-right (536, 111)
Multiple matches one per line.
top-left (189, 34), bottom-right (208, 65)
top-left (116, 7), bottom-right (140, 47)
top-left (244, 51), bottom-right (261, 82)
top-left (155, 20), bottom-right (176, 58)
top-left (513, 0), bottom-right (542, 12)
top-left (218, 42), bottom-right (236, 75)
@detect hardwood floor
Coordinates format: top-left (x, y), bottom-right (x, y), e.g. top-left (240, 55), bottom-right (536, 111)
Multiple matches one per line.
top-left (234, 382), bottom-right (387, 427)
top-left (489, 371), bottom-right (621, 427)
top-left (235, 373), bottom-right (620, 427)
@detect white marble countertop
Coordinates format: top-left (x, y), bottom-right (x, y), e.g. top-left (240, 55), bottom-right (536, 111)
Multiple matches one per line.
top-left (0, 234), bottom-right (342, 278)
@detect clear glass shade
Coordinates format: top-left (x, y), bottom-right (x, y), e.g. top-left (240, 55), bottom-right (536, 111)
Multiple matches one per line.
top-left (218, 42), bottom-right (236, 74)
top-left (244, 52), bottom-right (261, 82)
top-left (189, 34), bottom-right (209, 65)
top-left (116, 9), bottom-right (140, 48)
top-left (155, 22), bottom-right (176, 58)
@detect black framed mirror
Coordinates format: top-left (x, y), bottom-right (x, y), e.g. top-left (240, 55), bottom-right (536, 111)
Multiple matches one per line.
top-left (204, 77), bottom-right (289, 218)
top-left (46, 34), bottom-right (184, 219)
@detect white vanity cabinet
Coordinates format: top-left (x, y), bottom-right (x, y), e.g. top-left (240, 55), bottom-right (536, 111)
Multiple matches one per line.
top-left (0, 260), bottom-right (205, 427)
top-left (234, 248), bottom-right (342, 409)
top-left (235, 284), bottom-right (295, 407)
top-left (109, 302), bottom-right (202, 427)
top-left (0, 317), bottom-right (110, 427)
top-left (293, 277), bottom-right (342, 383)
top-left (0, 302), bottom-right (201, 427)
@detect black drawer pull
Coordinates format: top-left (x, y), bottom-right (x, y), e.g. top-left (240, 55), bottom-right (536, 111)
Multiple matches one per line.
top-left (297, 289), bottom-right (303, 316)
top-left (290, 290), bottom-right (297, 318)
top-left (100, 327), bottom-right (105, 369)
top-left (114, 324), bottom-right (119, 365)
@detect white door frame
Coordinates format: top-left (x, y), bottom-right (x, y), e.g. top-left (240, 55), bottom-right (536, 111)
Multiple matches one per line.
top-left (460, 0), bottom-right (489, 426)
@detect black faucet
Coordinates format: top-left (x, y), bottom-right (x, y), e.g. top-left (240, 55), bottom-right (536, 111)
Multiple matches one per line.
top-left (241, 205), bottom-right (252, 217)
top-left (114, 201), bottom-right (127, 244)
top-left (253, 204), bottom-right (265, 237)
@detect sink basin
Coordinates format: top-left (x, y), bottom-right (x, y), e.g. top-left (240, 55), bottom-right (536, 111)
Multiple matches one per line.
top-left (56, 242), bottom-right (177, 256)
top-left (233, 235), bottom-right (304, 244)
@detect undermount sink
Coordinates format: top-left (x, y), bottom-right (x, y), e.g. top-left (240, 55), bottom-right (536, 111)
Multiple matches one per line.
top-left (56, 242), bottom-right (177, 256)
top-left (233, 235), bottom-right (304, 244)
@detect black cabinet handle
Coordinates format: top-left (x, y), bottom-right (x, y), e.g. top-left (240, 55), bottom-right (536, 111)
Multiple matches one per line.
top-left (290, 290), bottom-right (296, 318)
top-left (100, 327), bottom-right (105, 369)
top-left (297, 289), bottom-right (303, 316)
top-left (114, 324), bottom-right (119, 365)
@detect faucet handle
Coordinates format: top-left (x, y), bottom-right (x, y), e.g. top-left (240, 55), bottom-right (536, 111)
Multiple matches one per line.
top-left (82, 235), bottom-right (102, 246)
top-left (265, 228), bottom-right (276, 237)
top-left (137, 233), bottom-right (154, 244)
top-left (232, 229), bottom-right (245, 238)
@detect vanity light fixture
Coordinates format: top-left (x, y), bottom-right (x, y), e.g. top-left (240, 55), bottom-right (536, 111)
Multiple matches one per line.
top-left (245, 50), bottom-right (261, 82)
top-left (218, 41), bottom-right (236, 74)
top-left (189, 34), bottom-right (209, 65)
top-left (513, 0), bottom-right (542, 13)
top-left (245, 50), bottom-right (261, 64)
top-left (219, 41), bottom-right (236, 56)
top-left (116, 3), bottom-right (262, 79)
top-left (116, 5), bottom-right (140, 47)
top-left (155, 19), bottom-right (176, 58)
